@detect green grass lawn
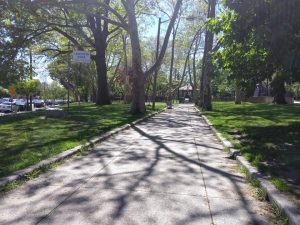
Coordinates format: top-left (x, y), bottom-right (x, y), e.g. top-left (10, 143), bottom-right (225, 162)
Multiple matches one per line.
top-left (0, 102), bottom-right (165, 178)
top-left (203, 101), bottom-right (300, 205)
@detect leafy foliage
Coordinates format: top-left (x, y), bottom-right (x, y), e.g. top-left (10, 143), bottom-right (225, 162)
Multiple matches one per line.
top-left (16, 79), bottom-right (40, 97)
top-left (211, 0), bottom-right (300, 102)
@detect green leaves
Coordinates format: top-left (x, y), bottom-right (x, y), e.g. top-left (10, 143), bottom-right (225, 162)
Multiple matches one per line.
top-left (3, 19), bottom-right (11, 26)
top-left (209, 1), bottom-right (274, 95)
top-left (16, 79), bottom-right (40, 96)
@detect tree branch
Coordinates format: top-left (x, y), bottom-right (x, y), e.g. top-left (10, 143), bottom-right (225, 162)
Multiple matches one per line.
top-left (41, 48), bottom-right (72, 58)
top-left (145, 0), bottom-right (184, 77)
top-left (52, 26), bottom-right (85, 50)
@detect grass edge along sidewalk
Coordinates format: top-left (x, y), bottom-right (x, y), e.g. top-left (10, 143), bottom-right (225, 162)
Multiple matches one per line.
top-left (194, 107), bottom-right (300, 225)
top-left (0, 106), bottom-right (166, 189)
top-left (0, 103), bottom-right (165, 177)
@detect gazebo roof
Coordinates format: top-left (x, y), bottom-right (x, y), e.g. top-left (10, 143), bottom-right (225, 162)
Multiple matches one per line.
top-left (179, 85), bottom-right (193, 91)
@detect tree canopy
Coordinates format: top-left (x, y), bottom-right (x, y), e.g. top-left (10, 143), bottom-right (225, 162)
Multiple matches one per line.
top-left (211, 0), bottom-right (300, 103)
top-left (1, 0), bottom-right (299, 112)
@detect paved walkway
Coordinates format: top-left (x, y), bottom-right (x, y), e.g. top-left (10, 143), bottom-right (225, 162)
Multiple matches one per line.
top-left (0, 105), bottom-right (269, 225)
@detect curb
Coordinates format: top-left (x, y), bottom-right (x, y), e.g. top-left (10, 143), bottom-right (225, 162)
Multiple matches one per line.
top-left (0, 107), bottom-right (166, 188)
top-left (194, 106), bottom-right (300, 225)
top-left (0, 110), bottom-right (42, 118)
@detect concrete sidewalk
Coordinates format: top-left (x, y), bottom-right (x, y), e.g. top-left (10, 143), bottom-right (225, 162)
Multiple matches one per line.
top-left (0, 104), bottom-right (269, 225)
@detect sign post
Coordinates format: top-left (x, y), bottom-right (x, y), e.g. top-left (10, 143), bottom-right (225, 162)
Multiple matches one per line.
top-left (71, 50), bottom-right (91, 107)
top-left (72, 50), bottom-right (91, 64)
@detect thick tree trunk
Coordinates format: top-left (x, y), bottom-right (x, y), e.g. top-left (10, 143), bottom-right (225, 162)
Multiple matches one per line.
top-left (123, 0), bottom-right (183, 113)
top-left (124, 0), bottom-right (146, 114)
top-left (272, 71), bottom-right (287, 104)
top-left (235, 86), bottom-right (242, 104)
top-left (199, 0), bottom-right (216, 111)
top-left (201, 62), bottom-right (213, 110)
top-left (86, 0), bottom-right (111, 106)
top-left (95, 49), bottom-right (111, 105)
top-left (131, 74), bottom-right (146, 114)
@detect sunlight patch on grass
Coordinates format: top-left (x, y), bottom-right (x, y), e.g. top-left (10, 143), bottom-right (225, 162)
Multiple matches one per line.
top-left (0, 102), bottom-right (165, 178)
top-left (202, 101), bottom-right (300, 203)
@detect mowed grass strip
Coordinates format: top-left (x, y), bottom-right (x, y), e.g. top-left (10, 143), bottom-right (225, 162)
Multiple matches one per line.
top-left (0, 102), bottom-right (165, 178)
top-left (203, 101), bottom-right (300, 205)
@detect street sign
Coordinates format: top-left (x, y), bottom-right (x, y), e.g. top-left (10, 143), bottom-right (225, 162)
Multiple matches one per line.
top-left (72, 50), bottom-right (91, 64)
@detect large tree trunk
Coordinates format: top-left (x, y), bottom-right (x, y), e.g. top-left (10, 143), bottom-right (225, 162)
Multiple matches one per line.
top-left (272, 70), bottom-right (287, 104)
top-left (131, 74), bottom-right (146, 114)
top-left (95, 49), bottom-right (111, 105)
top-left (235, 85), bottom-right (242, 104)
top-left (125, 0), bottom-right (146, 114)
top-left (87, 0), bottom-right (112, 106)
top-left (123, 0), bottom-right (183, 114)
top-left (199, 0), bottom-right (216, 111)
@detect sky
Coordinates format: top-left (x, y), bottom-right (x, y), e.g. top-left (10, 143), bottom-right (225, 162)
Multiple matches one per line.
top-left (31, 55), bottom-right (53, 84)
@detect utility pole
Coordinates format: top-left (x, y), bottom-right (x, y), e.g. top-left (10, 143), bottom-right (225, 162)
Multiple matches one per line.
top-left (67, 42), bottom-right (71, 111)
top-left (29, 48), bottom-right (33, 111)
top-left (152, 17), bottom-right (161, 110)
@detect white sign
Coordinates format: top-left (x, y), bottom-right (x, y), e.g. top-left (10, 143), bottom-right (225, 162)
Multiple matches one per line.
top-left (72, 50), bottom-right (91, 64)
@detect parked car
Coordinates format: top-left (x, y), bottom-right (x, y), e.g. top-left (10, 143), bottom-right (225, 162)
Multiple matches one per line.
top-left (15, 99), bottom-right (27, 111)
top-left (0, 102), bottom-right (18, 113)
top-left (33, 99), bottom-right (45, 108)
top-left (0, 98), bottom-right (11, 103)
top-left (45, 99), bottom-right (54, 106)
top-left (54, 99), bottom-right (64, 105)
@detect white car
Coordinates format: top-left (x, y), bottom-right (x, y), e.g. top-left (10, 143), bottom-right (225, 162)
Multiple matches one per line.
top-left (0, 98), bottom-right (10, 104)
top-left (0, 102), bottom-right (18, 113)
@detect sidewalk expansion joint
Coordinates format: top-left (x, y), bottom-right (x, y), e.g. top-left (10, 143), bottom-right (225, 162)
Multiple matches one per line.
top-left (188, 106), bottom-right (215, 225)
